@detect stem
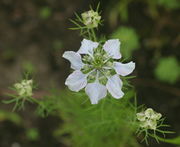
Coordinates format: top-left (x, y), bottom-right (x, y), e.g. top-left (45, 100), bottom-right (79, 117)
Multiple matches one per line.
top-left (91, 28), bottom-right (97, 41)
top-left (87, 29), bottom-right (92, 40)
top-left (30, 97), bottom-right (41, 105)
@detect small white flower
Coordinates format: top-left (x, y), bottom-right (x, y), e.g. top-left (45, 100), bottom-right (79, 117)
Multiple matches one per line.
top-left (81, 10), bottom-right (101, 28)
top-left (63, 39), bottom-right (135, 104)
top-left (14, 80), bottom-right (33, 97)
top-left (137, 108), bottom-right (162, 130)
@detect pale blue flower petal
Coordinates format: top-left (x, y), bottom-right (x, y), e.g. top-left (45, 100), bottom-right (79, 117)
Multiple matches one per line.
top-left (114, 61), bottom-right (135, 76)
top-left (103, 39), bottom-right (121, 59)
top-left (85, 82), bottom-right (107, 104)
top-left (78, 39), bottom-right (99, 54)
top-left (63, 51), bottom-right (84, 70)
top-left (65, 70), bottom-right (87, 92)
top-left (106, 75), bottom-right (124, 99)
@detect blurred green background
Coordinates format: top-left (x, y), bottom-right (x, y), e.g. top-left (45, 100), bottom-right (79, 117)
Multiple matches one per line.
top-left (0, 0), bottom-right (179, 146)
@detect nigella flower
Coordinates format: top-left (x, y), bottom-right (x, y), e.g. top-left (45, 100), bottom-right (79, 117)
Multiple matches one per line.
top-left (63, 39), bottom-right (135, 104)
top-left (81, 10), bottom-right (101, 28)
top-left (137, 108), bottom-right (162, 130)
top-left (14, 79), bottom-right (33, 97)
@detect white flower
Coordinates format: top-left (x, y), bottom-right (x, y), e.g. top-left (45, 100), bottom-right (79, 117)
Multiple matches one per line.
top-left (81, 10), bottom-right (101, 28)
top-left (137, 108), bottom-right (162, 130)
top-left (63, 39), bottom-right (135, 104)
top-left (14, 80), bottom-right (33, 97)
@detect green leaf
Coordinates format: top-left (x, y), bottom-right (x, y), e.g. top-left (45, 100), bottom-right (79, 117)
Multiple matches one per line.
top-left (3, 98), bottom-right (17, 104)
top-left (156, 136), bottom-right (180, 145)
top-left (111, 26), bottom-right (140, 59)
top-left (154, 57), bottom-right (180, 84)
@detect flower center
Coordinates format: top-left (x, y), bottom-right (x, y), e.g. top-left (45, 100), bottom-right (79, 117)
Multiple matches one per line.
top-left (81, 47), bottom-right (115, 84)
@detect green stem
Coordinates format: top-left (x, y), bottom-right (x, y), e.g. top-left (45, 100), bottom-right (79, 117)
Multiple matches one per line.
top-left (91, 28), bottom-right (97, 41)
top-left (87, 29), bottom-right (92, 40)
top-left (30, 97), bottom-right (41, 105)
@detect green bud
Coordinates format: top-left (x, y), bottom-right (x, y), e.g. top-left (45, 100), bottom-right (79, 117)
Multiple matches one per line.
top-left (81, 10), bottom-right (101, 28)
top-left (14, 80), bottom-right (33, 97)
top-left (137, 108), bottom-right (162, 130)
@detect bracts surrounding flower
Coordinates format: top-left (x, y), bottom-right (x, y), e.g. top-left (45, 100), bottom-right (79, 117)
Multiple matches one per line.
top-left (63, 39), bottom-right (135, 104)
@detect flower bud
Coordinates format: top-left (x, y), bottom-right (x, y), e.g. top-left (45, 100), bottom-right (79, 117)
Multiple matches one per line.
top-left (14, 80), bottom-right (33, 97)
top-left (81, 10), bottom-right (101, 28)
top-left (137, 108), bottom-right (162, 130)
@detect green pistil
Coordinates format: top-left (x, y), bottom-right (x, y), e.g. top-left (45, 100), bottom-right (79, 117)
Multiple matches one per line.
top-left (81, 48), bottom-right (114, 83)
top-left (92, 51), bottom-right (109, 69)
top-left (92, 58), bottom-right (104, 69)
